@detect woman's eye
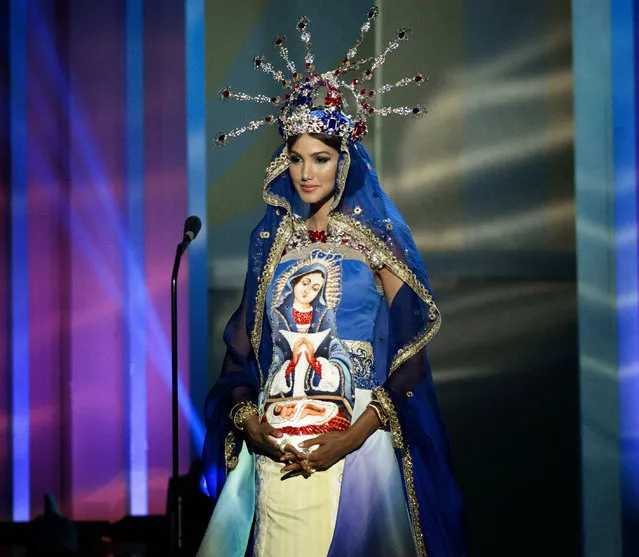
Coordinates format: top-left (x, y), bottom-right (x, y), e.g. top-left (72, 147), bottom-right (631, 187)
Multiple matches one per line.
top-left (289, 156), bottom-right (301, 164)
top-left (315, 157), bottom-right (330, 164)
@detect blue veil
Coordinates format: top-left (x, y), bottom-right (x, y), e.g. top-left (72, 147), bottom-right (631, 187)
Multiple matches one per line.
top-left (201, 138), bottom-right (465, 556)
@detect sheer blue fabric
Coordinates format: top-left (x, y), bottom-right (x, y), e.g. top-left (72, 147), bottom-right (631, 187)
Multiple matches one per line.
top-left (201, 138), bottom-right (465, 556)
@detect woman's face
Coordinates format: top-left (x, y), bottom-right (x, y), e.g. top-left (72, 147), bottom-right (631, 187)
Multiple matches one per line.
top-left (293, 271), bottom-right (326, 308)
top-left (288, 134), bottom-right (339, 206)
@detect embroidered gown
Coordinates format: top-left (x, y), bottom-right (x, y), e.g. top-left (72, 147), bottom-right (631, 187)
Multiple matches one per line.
top-left (198, 240), bottom-right (418, 557)
top-left (199, 141), bottom-right (466, 557)
top-left (254, 243), bottom-right (415, 557)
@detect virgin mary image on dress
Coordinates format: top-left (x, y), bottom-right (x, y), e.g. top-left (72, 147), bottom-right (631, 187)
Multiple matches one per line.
top-left (263, 249), bottom-right (354, 435)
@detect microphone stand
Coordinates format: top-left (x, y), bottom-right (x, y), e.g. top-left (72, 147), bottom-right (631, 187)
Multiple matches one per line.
top-left (170, 241), bottom-right (186, 556)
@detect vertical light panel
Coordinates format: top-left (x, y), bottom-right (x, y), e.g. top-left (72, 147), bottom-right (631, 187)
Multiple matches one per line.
top-left (125, 0), bottom-right (148, 516)
top-left (10, 0), bottom-right (30, 522)
top-left (68, 0), bottom-right (126, 520)
top-left (573, 0), bottom-right (622, 553)
top-left (186, 0), bottom-right (208, 456)
top-left (612, 0), bottom-right (639, 553)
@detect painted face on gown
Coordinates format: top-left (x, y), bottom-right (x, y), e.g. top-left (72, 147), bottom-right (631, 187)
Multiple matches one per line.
top-left (293, 272), bottom-right (325, 309)
top-left (288, 134), bottom-right (339, 206)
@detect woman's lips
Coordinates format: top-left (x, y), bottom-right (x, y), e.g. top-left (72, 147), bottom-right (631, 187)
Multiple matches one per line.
top-left (300, 184), bottom-right (320, 192)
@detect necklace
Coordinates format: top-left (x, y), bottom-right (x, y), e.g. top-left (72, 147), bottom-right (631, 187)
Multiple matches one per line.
top-left (308, 229), bottom-right (328, 243)
top-left (285, 216), bottom-right (383, 269)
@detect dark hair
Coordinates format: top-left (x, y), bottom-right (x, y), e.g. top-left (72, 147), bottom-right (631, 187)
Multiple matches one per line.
top-left (286, 132), bottom-right (342, 153)
top-left (290, 269), bottom-right (326, 288)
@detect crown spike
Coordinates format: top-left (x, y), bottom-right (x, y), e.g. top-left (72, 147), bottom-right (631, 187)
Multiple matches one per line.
top-left (376, 74), bottom-right (428, 94)
top-left (373, 104), bottom-right (427, 117)
top-left (253, 55), bottom-right (286, 84)
top-left (214, 116), bottom-right (278, 146)
top-left (219, 88), bottom-right (283, 106)
top-left (341, 6), bottom-right (379, 66)
top-left (363, 28), bottom-right (412, 79)
top-left (273, 35), bottom-right (297, 74)
top-left (296, 16), bottom-right (315, 72)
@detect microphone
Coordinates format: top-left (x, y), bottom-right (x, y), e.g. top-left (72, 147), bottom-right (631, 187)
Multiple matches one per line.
top-left (181, 215), bottom-right (202, 248)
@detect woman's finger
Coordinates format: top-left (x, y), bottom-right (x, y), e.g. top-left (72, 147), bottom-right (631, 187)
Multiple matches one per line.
top-left (279, 452), bottom-right (298, 462)
top-left (281, 461), bottom-right (303, 474)
top-left (263, 424), bottom-right (283, 439)
top-left (298, 435), bottom-right (324, 449)
top-left (281, 468), bottom-right (305, 481)
top-left (283, 443), bottom-right (306, 460)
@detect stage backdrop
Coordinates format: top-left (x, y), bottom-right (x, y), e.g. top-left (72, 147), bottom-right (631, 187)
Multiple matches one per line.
top-left (1, 0), bottom-right (208, 522)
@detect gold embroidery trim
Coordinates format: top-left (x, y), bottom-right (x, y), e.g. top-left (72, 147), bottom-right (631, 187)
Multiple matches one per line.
top-left (372, 386), bottom-right (427, 557)
top-left (224, 431), bottom-right (238, 473)
top-left (329, 147), bottom-right (351, 211)
top-left (262, 147), bottom-right (292, 213)
top-left (329, 213), bottom-right (441, 374)
top-left (342, 340), bottom-right (374, 381)
top-left (250, 215), bottom-right (293, 387)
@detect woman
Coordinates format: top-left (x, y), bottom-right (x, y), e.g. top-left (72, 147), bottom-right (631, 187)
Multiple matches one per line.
top-left (199, 9), bottom-right (464, 557)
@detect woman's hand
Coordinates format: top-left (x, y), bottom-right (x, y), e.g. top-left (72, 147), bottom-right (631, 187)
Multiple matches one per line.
top-left (243, 415), bottom-right (284, 459)
top-left (244, 416), bottom-right (311, 473)
top-left (280, 431), bottom-right (355, 475)
top-left (298, 431), bottom-right (355, 471)
top-left (279, 407), bottom-right (383, 476)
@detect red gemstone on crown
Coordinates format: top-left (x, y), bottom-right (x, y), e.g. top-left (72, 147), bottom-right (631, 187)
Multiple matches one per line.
top-left (359, 89), bottom-right (366, 95)
top-left (415, 75), bottom-right (423, 82)
top-left (222, 90), bottom-right (230, 98)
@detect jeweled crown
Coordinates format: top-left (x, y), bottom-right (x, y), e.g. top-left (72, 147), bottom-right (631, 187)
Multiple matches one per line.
top-left (214, 6), bottom-right (427, 146)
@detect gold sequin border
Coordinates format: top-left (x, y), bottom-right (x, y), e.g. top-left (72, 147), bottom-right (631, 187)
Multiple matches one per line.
top-left (372, 386), bottom-right (427, 557)
top-left (263, 147), bottom-right (292, 213)
top-left (224, 431), bottom-right (238, 474)
top-left (329, 147), bottom-right (351, 211)
top-left (250, 214), bottom-right (294, 388)
top-left (329, 213), bottom-right (441, 374)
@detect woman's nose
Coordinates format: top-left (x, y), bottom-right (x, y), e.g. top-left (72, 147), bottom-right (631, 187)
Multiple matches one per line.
top-left (301, 163), bottom-right (313, 181)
